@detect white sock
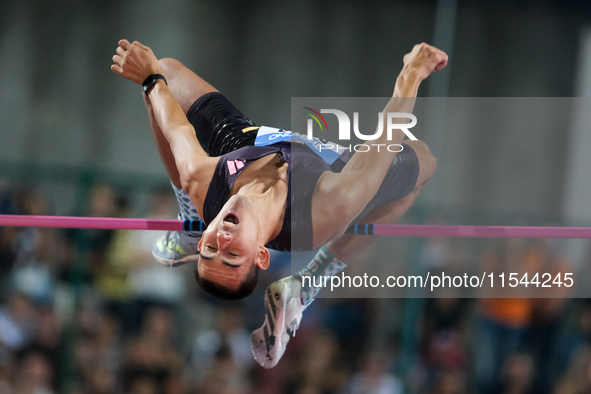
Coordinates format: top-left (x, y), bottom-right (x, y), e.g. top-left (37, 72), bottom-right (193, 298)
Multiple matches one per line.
top-left (296, 246), bottom-right (347, 306)
top-left (171, 183), bottom-right (202, 237)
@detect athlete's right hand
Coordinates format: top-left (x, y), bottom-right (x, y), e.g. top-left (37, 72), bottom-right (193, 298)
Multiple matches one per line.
top-left (402, 43), bottom-right (448, 82)
top-left (111, 39), bottom-right (163, 84)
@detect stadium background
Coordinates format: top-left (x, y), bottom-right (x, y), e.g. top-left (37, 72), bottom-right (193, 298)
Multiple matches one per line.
top-left (2, 0), bottom-right (591, 393)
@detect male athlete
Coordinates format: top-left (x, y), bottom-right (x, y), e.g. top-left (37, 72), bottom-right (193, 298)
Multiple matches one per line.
top-left (111, 40), bottom-right (447, 367)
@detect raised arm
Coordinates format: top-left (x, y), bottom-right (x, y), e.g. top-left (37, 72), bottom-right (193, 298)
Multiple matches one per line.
top-left (110, 39), bottom-right (216, 196)
top-left (312, 43), bottom-right (447, 245)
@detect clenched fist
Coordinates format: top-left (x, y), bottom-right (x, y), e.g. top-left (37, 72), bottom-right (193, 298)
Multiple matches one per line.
top-left (402, 43), bottom-right (448, 82)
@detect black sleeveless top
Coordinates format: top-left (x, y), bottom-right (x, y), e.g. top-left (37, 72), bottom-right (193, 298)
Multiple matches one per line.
top-left (202, 140), bottom-right (419, 251)
top-left (203, 141), bottom-right (329, 251)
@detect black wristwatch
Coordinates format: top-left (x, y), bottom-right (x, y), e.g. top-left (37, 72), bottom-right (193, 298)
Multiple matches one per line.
top-left (142, 74), bottom-right (167, 95)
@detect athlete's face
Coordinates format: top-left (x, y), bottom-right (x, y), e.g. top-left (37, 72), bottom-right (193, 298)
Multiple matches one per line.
top-left (197, 195), bottom-right (269, 289)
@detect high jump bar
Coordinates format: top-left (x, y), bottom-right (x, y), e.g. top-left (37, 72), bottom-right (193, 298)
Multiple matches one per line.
top-left (1, 214), bottom-right (591, 239)
top-left (344, 223), bottom-right (591, 238)
top-left (0, 214), bottom-right (205, 232)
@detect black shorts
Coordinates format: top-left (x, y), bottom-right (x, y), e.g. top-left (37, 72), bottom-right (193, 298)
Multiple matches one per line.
top-left (351, 143), bottom-right (420, 223)
top-left (186, 92), bottom-right (258, 157)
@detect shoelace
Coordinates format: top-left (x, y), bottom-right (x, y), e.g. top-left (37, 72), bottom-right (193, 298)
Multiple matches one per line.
top-left (164, 230), bottom-right (173, 246)
top-left (289, 298), bottom-right (307, 338)
top-left (164, 231), bottom-right (178, 267)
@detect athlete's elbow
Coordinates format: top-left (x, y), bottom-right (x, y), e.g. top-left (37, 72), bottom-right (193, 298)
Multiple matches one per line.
top-left (179, 161), bottom-right (200, 196)
top-left (331, 191), bottom-right (366, 230)
top-left (316, 206), bottom-right (355, 245)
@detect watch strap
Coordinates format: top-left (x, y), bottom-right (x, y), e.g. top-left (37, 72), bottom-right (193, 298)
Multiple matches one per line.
top-left (142, 74), bottom-right (167, 95)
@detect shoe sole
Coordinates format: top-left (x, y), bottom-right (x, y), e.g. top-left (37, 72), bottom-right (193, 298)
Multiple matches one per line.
top-left (152, 250), bottom-right (200, 268)
top-left (251, 281), bottom-right (289, 368)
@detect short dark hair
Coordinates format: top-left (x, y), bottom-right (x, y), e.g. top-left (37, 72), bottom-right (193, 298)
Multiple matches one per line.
top-left (194, 256), bottom-right (260, 300)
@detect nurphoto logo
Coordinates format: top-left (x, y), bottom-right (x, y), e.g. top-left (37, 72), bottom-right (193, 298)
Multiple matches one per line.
top-left (303, 108), bottom-right (418, 142)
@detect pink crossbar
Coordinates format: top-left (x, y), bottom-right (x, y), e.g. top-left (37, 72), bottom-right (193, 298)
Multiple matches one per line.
top-left (0, 214), bottom-right (185, 231)
top-left (360, 224), bottom-right (591, 238)
top-left (1, 215), bottom-right (591, 239)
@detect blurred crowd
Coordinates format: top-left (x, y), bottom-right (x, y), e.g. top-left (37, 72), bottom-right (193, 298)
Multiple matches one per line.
top-left (1, 180), bottom-right (591, 394)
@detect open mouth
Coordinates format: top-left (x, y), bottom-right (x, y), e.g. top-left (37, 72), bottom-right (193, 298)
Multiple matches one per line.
top-left (223, 213), bottom-right (239, 227)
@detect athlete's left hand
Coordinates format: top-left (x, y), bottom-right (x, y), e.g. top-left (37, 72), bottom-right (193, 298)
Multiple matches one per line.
top-left (402, 43), bottom-right (448, 82)
top-left (111, 39), bottom-right (162, 84)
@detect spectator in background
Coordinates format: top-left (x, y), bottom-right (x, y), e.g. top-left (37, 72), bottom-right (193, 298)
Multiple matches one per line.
top-left (192, 305), bottom-right (252, 384)
top-left (11, 188), bottom-right (49, 261)
top-left (288, 330), bottom-right (348, 394)
top-left (475, 237), bottom-right (534, 394)
top-left (20, 306), bottom-right (63, 392)
top-left (418, 214), bottom-right (454, 272)
top-left (0, 293), bottom-right (37, 353)
top-left (0, 345), bottom-right (14, 394)
top-left (428, 370), bottom-right (468, 394)
top-left (554, 346), bottom-right (591, 394)
top-left (95, 194), bottom-right (134, 319)
top-left (126, 376), bottom-right (160, 394)
top-left (122, 307), bottom-right (183, 394)
top-left (128, 189), bottom-right (186, 334)
top-left (83, 363), bottom-right (119, 394)
top-left (13, 351), bottom-right (55, 394)
top-left (0, 185), bottom-right (43, 290)
top-left (194, 346), bottom-right (250, 394)
top-left (0, 223), bottom-right (18, 287)
top-left (495, 352), bottom-right (535, 394)
top-left (346, 352), bottom-right (403, 394)
top-left (9, 188), bottom-right (61, 306)
top-left (74, 312), bottom-right (122, 393)
top-left (524, 238), bottom-right (572, 393)
top-left (560, 301), bottom-right (591, 368)
top-left (61, 185), bottom-right (117, 287)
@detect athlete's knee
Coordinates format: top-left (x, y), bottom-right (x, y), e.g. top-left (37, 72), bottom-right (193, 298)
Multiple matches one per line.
top-left (421, 144), bottom-right (437, 181)
top-left (157, 57), bottom-right (218, 114)
top-left (407, 139), bottom-right (436, 186)
top-left (158, 57), bottom-right (183, 77)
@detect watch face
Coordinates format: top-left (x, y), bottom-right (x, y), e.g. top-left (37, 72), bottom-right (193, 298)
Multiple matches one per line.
top-left (142, 75), bottom-right (165, 94)
top-left (143, 77), bottom-right (155, 93)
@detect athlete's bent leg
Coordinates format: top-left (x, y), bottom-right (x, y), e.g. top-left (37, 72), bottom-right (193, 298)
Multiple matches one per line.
top-left (158, 58), bottom-right (218, 114)
top-left (252, 141), bottom-right (436, 368)
top-left (305, 139), bottom-right (436, 286)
